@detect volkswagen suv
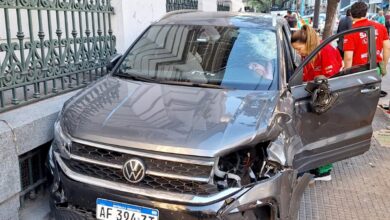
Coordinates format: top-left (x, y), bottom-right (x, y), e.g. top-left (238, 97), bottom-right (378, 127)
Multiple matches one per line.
top-left (48, 11), bottom-right (381, 220)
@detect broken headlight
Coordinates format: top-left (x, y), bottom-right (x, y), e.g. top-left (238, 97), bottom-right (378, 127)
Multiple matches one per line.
top-left (214, 142), bottom-right (274, 189)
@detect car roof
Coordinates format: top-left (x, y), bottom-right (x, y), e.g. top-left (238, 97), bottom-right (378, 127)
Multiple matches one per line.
top-left (155, 11), bottom-right (285, 29)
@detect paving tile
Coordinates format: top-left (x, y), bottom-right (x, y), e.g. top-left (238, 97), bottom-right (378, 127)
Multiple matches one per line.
top-left (299, 109), bottom-right (390, 220)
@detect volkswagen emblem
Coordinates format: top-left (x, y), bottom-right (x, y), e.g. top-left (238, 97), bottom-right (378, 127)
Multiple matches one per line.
top-left (123, 158), bottom-right (146, 183)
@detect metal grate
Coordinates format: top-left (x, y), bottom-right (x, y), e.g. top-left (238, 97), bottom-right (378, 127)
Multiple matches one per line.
top-left (64, 158), bottom-right (219, 196)
top-left (217, 2), bottom-right (230, 11)
top-left (19, 143), bottom-right (51, 204)
top-left (0, 0), bottom-right (116, 113)
top-left (166, 0), bottom-right (198, 12)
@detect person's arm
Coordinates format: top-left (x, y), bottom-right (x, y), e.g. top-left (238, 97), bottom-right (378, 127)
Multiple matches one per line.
top-left (319, 46), bottom-right (343, 78)
top-left (383, 40), bottom-right (390, 64)
top-left (343, 34), bottom-right (355, 69)
top-left (381, 39), bottom-right (390, 75)
top-left (344, 51), bottom-right (353, 69)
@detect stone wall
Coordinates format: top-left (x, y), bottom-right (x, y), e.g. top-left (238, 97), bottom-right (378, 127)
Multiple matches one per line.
top-left (0, 91), bottom-right (78, 220)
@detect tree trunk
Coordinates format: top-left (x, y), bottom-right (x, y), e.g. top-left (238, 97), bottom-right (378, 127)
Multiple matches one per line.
top-left (322, 0), bottom-right (340, 39)
top-left (313, 0), bottom-right (320, 29)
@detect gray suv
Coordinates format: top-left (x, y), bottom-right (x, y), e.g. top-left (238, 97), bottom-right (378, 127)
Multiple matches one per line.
top-left (48, 11), bottom-right (380, 220)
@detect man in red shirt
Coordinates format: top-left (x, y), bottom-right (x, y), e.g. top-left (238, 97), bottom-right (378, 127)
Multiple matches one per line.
top-left (344, 2), bottom-right (390, 97)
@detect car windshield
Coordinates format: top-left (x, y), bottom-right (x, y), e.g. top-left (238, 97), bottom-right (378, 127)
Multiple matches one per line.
top-left (117, 25), bottom-right (278, 90)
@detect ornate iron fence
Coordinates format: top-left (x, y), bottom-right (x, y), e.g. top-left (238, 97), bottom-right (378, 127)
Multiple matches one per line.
top-left (217, 2), bottom-right (230, 11)
top-left (166, 0), bottom-right (198, 12)
top-left (0, 0), bottom-right (116, 113)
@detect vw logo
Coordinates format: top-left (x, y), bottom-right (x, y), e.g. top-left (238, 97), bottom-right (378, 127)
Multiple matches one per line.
top-left (123, 158), bottom-right (146, 183)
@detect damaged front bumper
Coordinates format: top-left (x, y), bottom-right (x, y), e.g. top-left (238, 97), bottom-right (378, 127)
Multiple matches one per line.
top-left (49, 149), bottom-right (311, 220)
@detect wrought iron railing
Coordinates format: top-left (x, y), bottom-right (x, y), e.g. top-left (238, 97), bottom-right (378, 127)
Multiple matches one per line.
top-left (217, 2), bottom-right (230, 12)
top-left (166, 0), bottom-right (198, 12)
top-left (0, 0), bottom-right (116, 113)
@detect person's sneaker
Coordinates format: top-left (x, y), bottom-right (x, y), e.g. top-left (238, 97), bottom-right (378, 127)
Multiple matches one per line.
top-left (313, 172), bottom-right (332, 182)
top-left (380, 90), bottom-right (387, 98)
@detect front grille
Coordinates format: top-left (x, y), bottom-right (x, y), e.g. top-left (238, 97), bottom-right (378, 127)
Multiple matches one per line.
top-left (71, 142), bottom-right (212, 178)
top-left (63, 158), bottom-right (218, 196)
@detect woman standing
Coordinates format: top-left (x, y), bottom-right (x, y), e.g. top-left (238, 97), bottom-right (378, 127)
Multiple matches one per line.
top-left (291, 25), bottom-right (343, 181)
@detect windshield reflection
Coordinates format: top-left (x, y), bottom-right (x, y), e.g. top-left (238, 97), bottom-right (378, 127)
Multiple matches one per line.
top-left (117, 25), bottom-right (278, 90)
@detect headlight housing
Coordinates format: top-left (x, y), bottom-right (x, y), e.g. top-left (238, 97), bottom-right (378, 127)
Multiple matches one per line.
top-left (53, 119), bottom-right (72, 159)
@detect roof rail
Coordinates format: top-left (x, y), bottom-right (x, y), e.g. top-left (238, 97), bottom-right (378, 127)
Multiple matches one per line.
top-left (159, 9), bottom-right (198, 21)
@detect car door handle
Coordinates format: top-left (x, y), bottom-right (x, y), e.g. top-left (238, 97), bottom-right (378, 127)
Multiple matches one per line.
top-left (360, 86), bottom-right (380, 94)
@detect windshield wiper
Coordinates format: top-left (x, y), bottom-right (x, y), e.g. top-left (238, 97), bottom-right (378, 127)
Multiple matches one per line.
top-left (158, 80), bottom-right (227, 89)
top-left (114, 72), bottom-right (157, 83)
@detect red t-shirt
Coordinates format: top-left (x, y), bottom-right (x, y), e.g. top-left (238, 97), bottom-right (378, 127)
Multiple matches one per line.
top-left (344, 18), bottom-right (389, 65)
top-left (303, 44), bottom-right (342, 82)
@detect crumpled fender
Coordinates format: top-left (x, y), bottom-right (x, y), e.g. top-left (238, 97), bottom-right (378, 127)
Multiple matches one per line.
top-left (217, 170), bottom-right (311, 220)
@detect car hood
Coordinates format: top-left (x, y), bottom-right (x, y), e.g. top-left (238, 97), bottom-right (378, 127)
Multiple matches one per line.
top-left (62, 76), bottom-right (279, 157)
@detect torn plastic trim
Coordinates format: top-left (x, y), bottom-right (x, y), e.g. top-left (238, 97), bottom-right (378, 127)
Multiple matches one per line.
top-left (217, 170), bottom-right (311, 220)
top-left (213, 158), bottom-right (242, 187)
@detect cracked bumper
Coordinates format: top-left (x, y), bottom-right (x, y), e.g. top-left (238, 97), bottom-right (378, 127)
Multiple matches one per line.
top-left (49, 149), bottom-right (310, 220)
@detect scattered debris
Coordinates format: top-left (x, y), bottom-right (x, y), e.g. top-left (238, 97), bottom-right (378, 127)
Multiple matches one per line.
top-left (369, 162), bottom-right (375, 168)
top-left (373, 129), bottom-right (390, 148)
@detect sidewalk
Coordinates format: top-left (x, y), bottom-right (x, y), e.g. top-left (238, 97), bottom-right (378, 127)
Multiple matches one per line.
top-left (298, 74), bottom-right (390, 220)
top-left (378, 72), bottom-right (390, 108)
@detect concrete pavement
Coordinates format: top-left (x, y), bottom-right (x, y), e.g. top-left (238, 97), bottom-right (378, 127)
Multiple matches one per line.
top-left (298, 74), bottom-right (390, 220)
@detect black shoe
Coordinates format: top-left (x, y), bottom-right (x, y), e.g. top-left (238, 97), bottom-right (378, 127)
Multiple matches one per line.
top-left (380, 90), bottom-right (387, 98)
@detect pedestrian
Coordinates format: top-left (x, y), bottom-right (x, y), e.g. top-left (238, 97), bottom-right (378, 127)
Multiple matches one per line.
top-left (385, 11), bottom-right (390, 33)
top-left (291, 24), bottom-right (343, 181)
top-left (376, 10), bottom-right (385, 25)
top-left (337, 9), bottom-right (352, 57)
top-left (285, 10), bottom-right (297, 29)
top-left (344, 2), bottom-right (390, 97)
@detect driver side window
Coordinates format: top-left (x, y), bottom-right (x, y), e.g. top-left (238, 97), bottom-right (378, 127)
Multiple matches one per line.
top-left (290, 27), bottom-right (373, 85)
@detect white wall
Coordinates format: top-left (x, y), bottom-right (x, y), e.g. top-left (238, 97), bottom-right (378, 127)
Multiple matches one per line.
top-left (112, 0), bottom-right (244, 54)
top-left (199, 0), bottom-right (217, 11)
top-left (230, 0), bottom-right (244, 12)
top-left (111, 0), bottom-right (166, 54)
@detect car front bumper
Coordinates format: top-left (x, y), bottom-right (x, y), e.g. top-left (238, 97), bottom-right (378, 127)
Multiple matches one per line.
top-left (49, 148), bottom-right (311, 220)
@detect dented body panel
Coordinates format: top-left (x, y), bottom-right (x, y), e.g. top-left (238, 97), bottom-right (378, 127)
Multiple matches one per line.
top-left (61, 77), bottom-right (280, 158)
top-left (48, 12), bottom-right (380, 220)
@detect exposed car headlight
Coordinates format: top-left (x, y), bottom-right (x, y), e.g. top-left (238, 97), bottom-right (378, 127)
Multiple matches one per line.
top-left (53, 120), bottom-right (72, 159)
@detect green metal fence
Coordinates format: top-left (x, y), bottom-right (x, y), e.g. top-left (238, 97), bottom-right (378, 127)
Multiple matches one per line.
top-left (166, 0), bottom-right (198, 12)
top-left (0, 0), bottom-right (116, 113)
top-left (217, 2), bottom-right (230, 11)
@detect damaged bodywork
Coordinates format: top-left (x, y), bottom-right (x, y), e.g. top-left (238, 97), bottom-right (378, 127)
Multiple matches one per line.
top-left (48, 12), bottom-right (380, 220)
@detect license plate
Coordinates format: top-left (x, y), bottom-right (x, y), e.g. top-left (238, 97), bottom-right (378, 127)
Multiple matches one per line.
top-left (96, 198), bottom-right (159, 220)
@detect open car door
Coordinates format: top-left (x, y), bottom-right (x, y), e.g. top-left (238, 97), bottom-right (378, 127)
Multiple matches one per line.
top-left (289, 27), bottom-right (381, 172)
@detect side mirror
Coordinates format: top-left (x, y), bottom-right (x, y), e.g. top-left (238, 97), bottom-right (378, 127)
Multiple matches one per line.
top-left (305, 75), bottom-right (328, 94)
top-left (106, 54), bottom-right (122, 71)
top-left (305, 75), bottom-right (338, 114)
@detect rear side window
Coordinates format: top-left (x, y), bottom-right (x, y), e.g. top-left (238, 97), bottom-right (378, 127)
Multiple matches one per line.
top-left (118, 25), bottom-right (279, 90)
